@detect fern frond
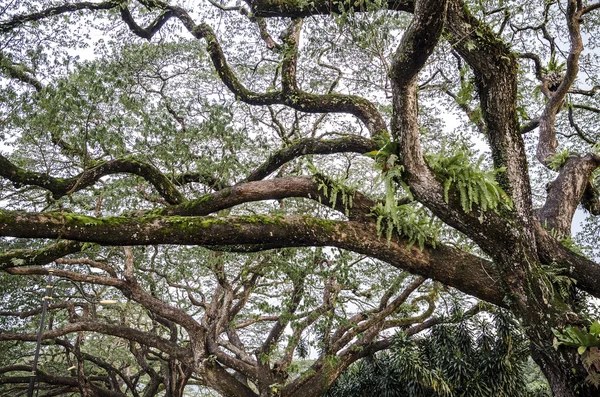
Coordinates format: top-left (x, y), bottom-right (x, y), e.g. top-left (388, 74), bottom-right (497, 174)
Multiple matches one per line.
top-left (425, 144), bottom-right (512, 216)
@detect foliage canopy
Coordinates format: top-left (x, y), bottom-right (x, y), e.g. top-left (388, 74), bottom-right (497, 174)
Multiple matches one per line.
top-left (1, 0), bottom-right (600, 396)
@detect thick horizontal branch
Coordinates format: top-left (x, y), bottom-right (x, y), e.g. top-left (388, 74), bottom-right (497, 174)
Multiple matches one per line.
top-left (248, 0), bottom-right (414, 17)
top-left (0, 209), bottom-right (505, 306)
top-left (0, 240), bottom-right (84, 270)
top-left (0, 155), bottom-right (184, 205)
top-left (151, 176), bottom-right (374, 221)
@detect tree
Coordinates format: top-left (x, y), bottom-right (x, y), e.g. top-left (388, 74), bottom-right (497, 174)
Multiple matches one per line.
top-left (1, 0), bottom-right (600, 395)
top-left (0, 245), bottom-right (455, 396)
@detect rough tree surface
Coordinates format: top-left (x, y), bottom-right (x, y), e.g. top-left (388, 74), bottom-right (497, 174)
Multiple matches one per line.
top-left (1, 0), bottom-right (600, 396)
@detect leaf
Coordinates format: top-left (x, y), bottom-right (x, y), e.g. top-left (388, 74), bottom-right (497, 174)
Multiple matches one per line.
top-left (590, 321), bottom-right (600, 337)
top-left (585, 371), bottom-right (600, 388)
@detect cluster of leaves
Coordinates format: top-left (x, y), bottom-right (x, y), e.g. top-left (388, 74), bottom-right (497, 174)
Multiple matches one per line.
top-left (308, 162), bottom-right (356, 216)
top-left (364, 138), bottom-right (439, 249)
top-left (553, 321), bottom-right (600, 387)
top-left (326, 309), bottom-right (543, 396)
top-left (538, 261), bottom-right (578, 305)
top-left (546, 148), bottom-right (570, 171)
top-left (371, 203), bottom-right (439, 250)
top-left (425, 144), bottom-right (512, 215)
top-left (364, 136), bottom-right (400, 174)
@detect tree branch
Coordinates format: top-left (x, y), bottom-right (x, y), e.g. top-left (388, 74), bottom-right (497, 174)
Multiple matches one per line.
top-left (446, 0), bottom-right (532, 220)
top-left (126, 5), bottom-right (389, 138)
top-left (0, 51), bottom-right (43, 91)
top-left (119, 5), bottom-right (176, 41)
top-left (390, 0), bottom-right (447, 185)
top-left (248, 0), bottom-right (415, 17)
top-left (536, 0), bottom-right (584, 165)
top-left (0, 321), bottom-right (191, 365)
top-left (0, 1), bottom-right (120, 33)
top-left (0, 240), bottom-right (84, 270)
top-left (0, 209), bottom-right (508, 306)
top-left (145, 176), bottom-right (375, 221)
top-left (0, 155), bottom-right (185, 205)
top-left (539, 154), bottom-right (600, 235)
top-left (242, 137), bottom-right (378, 183)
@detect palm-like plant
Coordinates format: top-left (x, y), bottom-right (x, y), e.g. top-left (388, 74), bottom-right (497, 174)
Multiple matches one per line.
top-left (326, 309), bottom-right (550, 397)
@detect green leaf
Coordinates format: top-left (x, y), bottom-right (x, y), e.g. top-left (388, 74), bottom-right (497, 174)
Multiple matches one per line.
top-left (590, 321), bottom-right (600, 337)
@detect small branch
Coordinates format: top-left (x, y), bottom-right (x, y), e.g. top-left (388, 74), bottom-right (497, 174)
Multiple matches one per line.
top-left (519, 52), bottom-right (544, 81)
top-left (567, 106), bottom-right (596, 144)
top-left (582, 2), bottom-right (600, 15)
top-left (572, 103), bottom-right (600, 113)
top-left (443, 89), bottom-right (486, 135)
top-left (256, 17), bottom-right (281, 51)
top-left (119, 5), bottom-right (176, 41)
top-left (0, 320), bottom-right (191, 364)
top-left (234, 315), bottom-right (279, 329)
top-left (207, 0), bottom-right (251, 16)
top-left (55, 257), bottom-right (117, 278)
top-left (521, 118), bottom-right (540, 134)
top-left (0, 51), bottom-right (43, 91)
top-left (569, 86), bottom-right (600, 96)
top-left (332, 277), bottom-right (425, 352)
top-left (260, 275), bottom-right (305, 356)
top-left (0, 302), bottom-right (85, 319)
top-left (172, 172), bottom-right (224, 190)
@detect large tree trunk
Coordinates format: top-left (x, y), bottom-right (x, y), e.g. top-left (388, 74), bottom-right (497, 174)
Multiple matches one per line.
top-left (531, 345), bottom-right (591, 397)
